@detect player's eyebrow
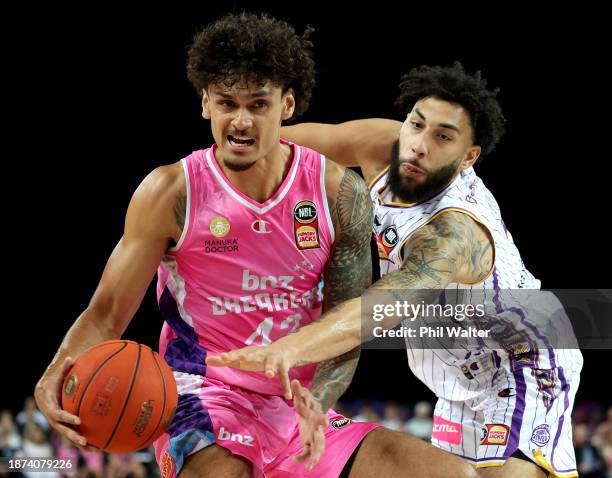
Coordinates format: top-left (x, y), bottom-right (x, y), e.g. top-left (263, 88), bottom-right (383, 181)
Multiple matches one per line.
top-left (439, 123), bottom-right (461, 134)
top-left (214, 89), bottom-right (272, 99)
top-left (249, 89), bottom-right (272, 98)
top-left (414, 108), bottom-right (461, 134)
top-left (415, 108), bottom-right (426, 120)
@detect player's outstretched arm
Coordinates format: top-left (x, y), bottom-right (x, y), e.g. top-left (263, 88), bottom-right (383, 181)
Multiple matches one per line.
top-left (281, 119), bottom-right (400, 182)
top-left (207, 211), bottom-right (493, 396)
top-left (34, 164), bottom-right (184, 449)
top-left (309, 161), bottom-right (373, 412)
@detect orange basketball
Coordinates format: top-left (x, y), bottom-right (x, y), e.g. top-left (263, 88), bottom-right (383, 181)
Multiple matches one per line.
top-left (61, 340), bottom-right (178, 453)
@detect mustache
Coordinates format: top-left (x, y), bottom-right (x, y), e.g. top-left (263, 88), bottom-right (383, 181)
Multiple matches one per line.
top-left (398, 159), bottom-right (428, 174)
top-left (391, 139), bottom-right (428, 173)
top-left (227, 130), bottom-right (254, 137)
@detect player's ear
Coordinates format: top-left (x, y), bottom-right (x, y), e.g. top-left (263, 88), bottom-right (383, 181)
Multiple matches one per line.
top-left (462, 145), bottom-right (481, 170)
top-left (281, 88), bottom-right (295, 121)
top-left (202, 89), bottom-right (211, 120)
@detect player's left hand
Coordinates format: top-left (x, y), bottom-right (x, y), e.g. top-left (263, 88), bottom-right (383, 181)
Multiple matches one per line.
top-left (290, 380), bottom-right (327, 471)
top-left (206, 344), bottom-right (294, 399)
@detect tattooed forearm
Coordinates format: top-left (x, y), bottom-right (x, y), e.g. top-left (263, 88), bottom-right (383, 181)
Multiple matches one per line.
top-left (311, 166), bottom-right (373, 410)
top-left (173, 194), bottom-right (186, 232)
top-left (311, 348), bottom-right (360, 411)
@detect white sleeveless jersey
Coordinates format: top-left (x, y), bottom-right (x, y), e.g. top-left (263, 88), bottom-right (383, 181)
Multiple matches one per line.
top-left (369, 166), bottom-right (576, 402)
top-left (370, 165), bottom-right (539, 290)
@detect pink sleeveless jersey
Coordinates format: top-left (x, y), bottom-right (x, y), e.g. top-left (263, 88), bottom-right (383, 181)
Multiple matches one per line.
top-left (156, 141), bottom-right (335, 396)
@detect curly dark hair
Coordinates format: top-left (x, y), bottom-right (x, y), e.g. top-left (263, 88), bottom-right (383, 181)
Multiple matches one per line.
top-left (395, 62), bottom-right (506, 156)
top-left (187, 12), bottom-right (315, 120)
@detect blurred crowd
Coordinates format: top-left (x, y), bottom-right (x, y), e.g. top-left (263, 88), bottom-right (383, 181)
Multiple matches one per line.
top-left (2, 396), bottom-right (611, 477)
top-left (0, 398), bottom-right (157, 477)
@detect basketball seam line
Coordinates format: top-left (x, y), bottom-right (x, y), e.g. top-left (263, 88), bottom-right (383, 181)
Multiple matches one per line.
top-left (102, 343), bottom-right (142, 450)
top-left (136, 348), bottom-right (168, 450)
top-left (75, 341), bottom-right (129, 417)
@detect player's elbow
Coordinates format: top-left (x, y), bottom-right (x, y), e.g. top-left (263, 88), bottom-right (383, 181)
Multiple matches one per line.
top-left (83, 293), bottom-right (130, 338)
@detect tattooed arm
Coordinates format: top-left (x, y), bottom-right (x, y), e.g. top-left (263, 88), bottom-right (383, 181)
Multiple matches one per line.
top-left (207, 211), bottom-right (494, 385)
top-left (35, 163), bottom-right (184, 448)
top-left (309, 161), bottom-right (373, 411)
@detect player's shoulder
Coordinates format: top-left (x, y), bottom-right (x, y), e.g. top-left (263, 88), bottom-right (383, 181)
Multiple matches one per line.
top-left (323, 159), bottom-right (368, 202)
top-left (146, 161), bottom-right (184, 189)
top-left (132, 161), bottom-right (185, 209)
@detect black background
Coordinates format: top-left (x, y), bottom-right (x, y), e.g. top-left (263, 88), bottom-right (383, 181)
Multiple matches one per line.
top-left (4, 4), bottom-right (610, 413)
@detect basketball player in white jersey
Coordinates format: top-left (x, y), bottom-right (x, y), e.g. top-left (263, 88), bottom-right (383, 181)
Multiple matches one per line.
top-left (209, 63), bottom-right (583, 478)
top-left (34, 15), bottom-right (477, 478)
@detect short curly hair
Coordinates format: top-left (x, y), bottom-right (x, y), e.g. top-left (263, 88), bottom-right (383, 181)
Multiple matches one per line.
top-left (187, 12), bottom-right (316, 120)
top-left (395, 62), bottom-right (506, 156)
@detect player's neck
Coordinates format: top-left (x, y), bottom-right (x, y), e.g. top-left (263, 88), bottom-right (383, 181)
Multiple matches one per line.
top-left (219, 142), bottom-right (293, 203)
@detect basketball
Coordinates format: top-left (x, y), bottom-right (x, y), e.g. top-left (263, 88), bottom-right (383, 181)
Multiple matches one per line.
top-left (61, 340), bottom-right (177, 453)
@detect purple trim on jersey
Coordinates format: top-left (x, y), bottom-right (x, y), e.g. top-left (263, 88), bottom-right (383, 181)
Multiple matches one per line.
top-left (493, 269), bottom-right (557, 371)
top-left (159, 286), bottom-right (207, 376)
top-left (504, 367), bottom-right (527, 458)
top-left (550, 367), bottom-right (571, 471)
top-left (508, 305), bottom-right (557, 370)
top-left (167, 392), bottom-right (214, 438)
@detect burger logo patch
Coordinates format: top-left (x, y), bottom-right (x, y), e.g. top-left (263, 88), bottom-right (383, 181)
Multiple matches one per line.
top-left (376, 225), bottom-right (398, 261)
top-left (293, 200), bottom-right (320, 250)
top-left (480, 424), bottom-right (510, 445)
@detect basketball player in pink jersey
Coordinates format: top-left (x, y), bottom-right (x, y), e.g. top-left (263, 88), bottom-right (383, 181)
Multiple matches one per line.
top-left (210, 63), bottom-right (582, 478)
top-left (34, 14), bottom-right (476, 478)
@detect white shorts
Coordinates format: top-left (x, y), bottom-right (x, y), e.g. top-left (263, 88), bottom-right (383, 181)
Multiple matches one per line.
top-left (426, 348), bottom-right (582, 478)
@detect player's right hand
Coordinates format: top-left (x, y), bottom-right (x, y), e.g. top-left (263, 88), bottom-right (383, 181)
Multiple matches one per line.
top-left (34, 357), bottom-right (97, 451)
top-left (206, 344), bottom-right (294, 400)
top-left (290, 380), bottom-right (327, 470)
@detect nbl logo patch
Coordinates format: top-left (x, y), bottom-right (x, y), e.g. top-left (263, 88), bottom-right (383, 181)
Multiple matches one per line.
top-left (375, 225), bottom-right (398, 261)
top-left (293, 200), bottom-right (320, 250)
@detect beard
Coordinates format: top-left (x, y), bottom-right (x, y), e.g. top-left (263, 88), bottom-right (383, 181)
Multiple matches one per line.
top-left (387, 139), bottom-right (462, 203)
top-left (223, 159), bottom-right (257, 172)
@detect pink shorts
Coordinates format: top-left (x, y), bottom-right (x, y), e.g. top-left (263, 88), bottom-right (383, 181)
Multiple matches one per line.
top-left (154, 373), bottom-right (378, 478)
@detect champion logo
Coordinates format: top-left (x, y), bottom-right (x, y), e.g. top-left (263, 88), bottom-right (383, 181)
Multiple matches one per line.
top-left (251, 219), bottom-right (272, 234)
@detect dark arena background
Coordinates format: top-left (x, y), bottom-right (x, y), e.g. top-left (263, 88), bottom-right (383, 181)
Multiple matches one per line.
top-left (4, 3), bottom-right (610, 477)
